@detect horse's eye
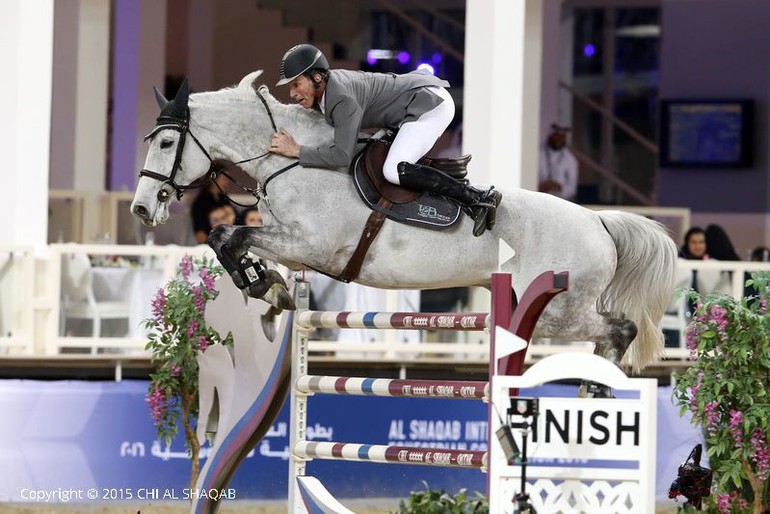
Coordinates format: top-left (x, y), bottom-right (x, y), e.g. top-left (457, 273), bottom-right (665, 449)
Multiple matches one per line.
top-left (160, 139), bottom-right (174, 149)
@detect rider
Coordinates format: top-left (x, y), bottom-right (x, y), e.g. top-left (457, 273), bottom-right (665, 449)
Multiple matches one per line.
top-left (268, 44), bottom-right (502, 237)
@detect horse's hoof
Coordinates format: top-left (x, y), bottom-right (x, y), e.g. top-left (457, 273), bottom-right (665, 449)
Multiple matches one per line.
top-left (271, 284), bottom-right (296, 311)
top-left (245, 271), bottom-right (296, 310)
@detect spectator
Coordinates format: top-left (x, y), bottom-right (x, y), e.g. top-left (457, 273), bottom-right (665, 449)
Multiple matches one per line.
top-left (750, 246), bottom-right (770, 262)
top-left (239, 207), bottom-right (263, 227)
top-left (704, 224), bottom-right (740, 261)
top-left (190, 175), bottom-right (230, 244)
top-left (680, 227), bottom-right (708, 260)
top-left (538, 123), bottom-right (578, 202)
top-left (208, 203), bottom-right (236, 229)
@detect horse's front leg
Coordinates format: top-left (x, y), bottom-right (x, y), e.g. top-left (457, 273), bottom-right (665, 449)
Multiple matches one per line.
top-left (212, 225), bottom-right (296, 310)
top-left (207, 225), bottom-right (248, 289)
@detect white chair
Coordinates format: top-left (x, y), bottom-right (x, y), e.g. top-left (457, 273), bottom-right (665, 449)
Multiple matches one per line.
top-left (60, 253), bottom-right (131, 344)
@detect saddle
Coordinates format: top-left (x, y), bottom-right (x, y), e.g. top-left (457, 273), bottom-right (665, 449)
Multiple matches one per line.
top-left (334, 135), bottom-right (471, 283)
top-left (352, 136), bottom-right (470, 228)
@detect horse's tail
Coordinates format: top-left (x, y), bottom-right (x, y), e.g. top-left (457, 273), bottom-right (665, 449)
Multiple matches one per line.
top-left (595, 210), bottom-right (678, 371)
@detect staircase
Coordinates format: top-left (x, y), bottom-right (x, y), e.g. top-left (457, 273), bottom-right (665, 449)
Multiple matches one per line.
top-left (211, 0), bottom-right (359, 102)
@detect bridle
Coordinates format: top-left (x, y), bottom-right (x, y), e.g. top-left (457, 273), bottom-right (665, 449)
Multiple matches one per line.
top-left (139, 89), bottom-right (298, 208)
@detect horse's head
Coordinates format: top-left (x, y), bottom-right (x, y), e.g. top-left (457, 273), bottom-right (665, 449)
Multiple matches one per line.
top-left (131, 78), bottom-right (214, 226)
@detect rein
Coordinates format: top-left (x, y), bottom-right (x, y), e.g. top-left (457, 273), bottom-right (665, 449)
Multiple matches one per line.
top-left (139, 88), bottom-right (298, 208)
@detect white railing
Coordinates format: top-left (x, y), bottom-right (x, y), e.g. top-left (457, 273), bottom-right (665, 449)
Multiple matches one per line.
top-left (661, 258), bottom-right (770, 360)
top-left (3, 240), bottom-right (768, 364)
top-left (0, 246), bottom-right (35, 355)
top-left (44, 243), bottom-right (214, 355)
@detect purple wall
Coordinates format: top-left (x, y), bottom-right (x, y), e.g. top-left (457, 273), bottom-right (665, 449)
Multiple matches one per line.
top-left (658, 0), bottom-right (770, 212)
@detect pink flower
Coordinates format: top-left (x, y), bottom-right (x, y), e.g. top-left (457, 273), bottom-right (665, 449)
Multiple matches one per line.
top-left (145, 386), bottom-right (167, 426)
top-left (760, 299), bottom-right (767, 314)
top-left (750, 428), bottom-right (770, 480)
top-left (187, 320), bottom-right (199, 337)
top-left (716, 493), bottom-right (731, 514)
top-left (151, 288), bottom-right (166, 322)
top-left (179, 255), bottom-right (193, 280)
top-left (197, 336), bottom-right (210, 352)
top-left (729, 410), bottom-right (743, 448)
top-left (707, 305), bottom-right (729, 341)
top-left (685, 325), bottom-right (701, 357)
top-left (704, 401), bottom-right (719, 436)
top-left (199, 267), bottom-right (216, 291)
top-left (169, 364), bottom-right (181, 377)
top-left (192, 285), bottom-right (206, 314)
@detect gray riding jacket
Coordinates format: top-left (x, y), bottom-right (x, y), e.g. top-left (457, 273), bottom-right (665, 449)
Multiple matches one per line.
top-left (299, 69), bottom-right (450, 169)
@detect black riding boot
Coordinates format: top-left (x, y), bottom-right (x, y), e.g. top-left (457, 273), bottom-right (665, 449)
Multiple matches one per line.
top-left (397, 162), bottom-right (502, 237)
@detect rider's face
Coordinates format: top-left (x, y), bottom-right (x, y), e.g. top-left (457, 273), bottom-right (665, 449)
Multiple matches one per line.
top-left (288, 75), bottom-right (316, 109)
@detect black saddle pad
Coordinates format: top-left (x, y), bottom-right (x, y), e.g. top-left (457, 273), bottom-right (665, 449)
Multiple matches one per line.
top-left (351, 151), bottom-right (462, 230)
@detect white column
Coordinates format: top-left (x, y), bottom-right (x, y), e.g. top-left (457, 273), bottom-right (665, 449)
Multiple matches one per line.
top-left (0, 0), bottom-right (55, 250)
top-left (463, 0), bottom-right (544, 192)
top-left (75, 0), bottom-right (112, 241)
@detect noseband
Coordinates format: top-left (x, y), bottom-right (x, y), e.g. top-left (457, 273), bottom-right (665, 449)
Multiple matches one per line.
top-left (139, 90), bottom-right (298, 207)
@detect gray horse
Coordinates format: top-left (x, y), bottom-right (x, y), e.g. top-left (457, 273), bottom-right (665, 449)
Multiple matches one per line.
top-left (130, 71), bottom-right (677, 372)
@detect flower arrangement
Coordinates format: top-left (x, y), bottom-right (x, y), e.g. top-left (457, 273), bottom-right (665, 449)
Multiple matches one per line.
top-left (144, 255), bottom-right (230, 490)
top-left (673, 272), bottom-right (770, 513)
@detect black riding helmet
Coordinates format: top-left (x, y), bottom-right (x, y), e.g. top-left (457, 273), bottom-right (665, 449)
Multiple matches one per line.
top-left (276, 44), bottom-right (330, 86)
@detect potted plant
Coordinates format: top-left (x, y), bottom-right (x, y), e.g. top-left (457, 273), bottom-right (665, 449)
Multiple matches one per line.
top-left (673, 272), bottom-right (770, 513)
top-left (144, 255), bottom-right (230, 490)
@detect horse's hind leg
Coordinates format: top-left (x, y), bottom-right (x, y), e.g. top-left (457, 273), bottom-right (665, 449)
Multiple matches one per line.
top-left (594, 314), bottom-right (638, 365)
top-left (578, 312), bottom-right (638, 398)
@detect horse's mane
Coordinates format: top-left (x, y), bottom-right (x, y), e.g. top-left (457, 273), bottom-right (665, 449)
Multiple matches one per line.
top-left (189, 70), bottom-right (325, 127)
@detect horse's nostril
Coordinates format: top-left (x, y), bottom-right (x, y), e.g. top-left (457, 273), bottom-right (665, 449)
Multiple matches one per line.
top-left (133, 204), bottom-right (149, 218)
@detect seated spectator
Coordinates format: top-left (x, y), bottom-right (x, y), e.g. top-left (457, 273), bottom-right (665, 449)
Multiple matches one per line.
top-left (675, 227), bottom-right (727, 314)
top-left (705, 224), bottom-right (740, 261)
top-left (750, 246), bottom-right (770, 262)
top-left (680, 227), bottom-right (708, 260)
top-left (208, 203), bottom-right (236, 229)
top-left (239, 207), bottom-right (263, 227)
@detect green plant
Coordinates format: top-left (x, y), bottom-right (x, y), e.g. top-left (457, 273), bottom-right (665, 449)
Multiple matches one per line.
top-left (392, 482), bottom-right (488, 514)
top-left (672, 272), bottom-right (770, 513)
top-left (144, 255), bottom-right (230, 490)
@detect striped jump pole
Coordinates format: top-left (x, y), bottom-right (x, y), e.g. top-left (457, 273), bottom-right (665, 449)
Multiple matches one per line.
top-left (297, 310), bottom-right (489, 331)
top-left (294, 442), bottom-right (488, 470)
top-left (296, 375), bottom-right (488, 400)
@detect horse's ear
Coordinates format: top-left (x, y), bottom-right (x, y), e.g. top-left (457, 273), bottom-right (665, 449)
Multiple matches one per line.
top-left (238, 71), bottom-right (264, 91)
top-left (153, 86), bottom-right (169, 110)
top-left (257, 85), bottom-right (269, 95)
top-left (171, 77), bottom-right (190, 116)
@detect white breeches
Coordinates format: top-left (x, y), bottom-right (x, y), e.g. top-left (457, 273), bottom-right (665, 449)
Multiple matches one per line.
top-left (383, 86), bottom-right (455, 184)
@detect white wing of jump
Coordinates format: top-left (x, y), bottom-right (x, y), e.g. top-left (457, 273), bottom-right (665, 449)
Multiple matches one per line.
top-left (494, 325), bottom-right (527, 362)
top-left (498, 238), bottom-right (516, 271)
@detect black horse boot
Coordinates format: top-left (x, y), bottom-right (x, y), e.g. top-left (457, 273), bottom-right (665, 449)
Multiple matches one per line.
top-left (397, 162), bottom-right (502, 237)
